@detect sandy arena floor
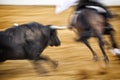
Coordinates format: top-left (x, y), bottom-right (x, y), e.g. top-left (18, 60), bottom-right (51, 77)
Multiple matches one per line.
top-left (0, 6), bottom-right (120, 80)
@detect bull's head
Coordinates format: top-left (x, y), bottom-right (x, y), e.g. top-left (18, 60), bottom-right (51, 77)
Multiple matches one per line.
top-left (48, 25), bottom-right (68, 46)
top-left (48, 29), bottom-right (60, 46)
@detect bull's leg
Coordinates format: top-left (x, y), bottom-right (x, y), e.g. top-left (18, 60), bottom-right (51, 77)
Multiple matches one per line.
top-left (25, 42), bottom-right (58, 74)
top-left (30, 52), bottom-right (49, 74)
top-left (25, 43), bottom-right (50, 74)
top-left (97, 34), bottom-right (109, 64)
top-left (31, 53), bottom-right (58, 74)
top-left (39, 55), bottom-right (58, 69)
top-left (82, 40), bottom-right (99, 61)
top-left (33, 55), bottom-right (58, 75)
top-left (0, 50), bottom-right (6, 62)
top-left (32, 60), bottom-right (48, 74)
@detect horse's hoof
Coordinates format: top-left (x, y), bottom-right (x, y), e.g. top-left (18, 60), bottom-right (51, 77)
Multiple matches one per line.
top-left (104, 57), bottom-right (109, 64)
top-left (93, 56), bottom-right (99, 62)
top-left (104, 60), bottom-right (109, 64)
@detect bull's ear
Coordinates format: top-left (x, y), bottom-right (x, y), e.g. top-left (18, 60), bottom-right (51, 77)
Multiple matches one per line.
top-left (50, 26), bottom-right (68, 30)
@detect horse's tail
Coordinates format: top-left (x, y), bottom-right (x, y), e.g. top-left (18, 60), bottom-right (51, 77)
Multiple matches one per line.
top-left (77, 13), bottom-right (92, 31)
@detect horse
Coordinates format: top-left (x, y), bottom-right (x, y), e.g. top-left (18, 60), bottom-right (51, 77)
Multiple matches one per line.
top-left (69, 7), bottom-right (119, 63)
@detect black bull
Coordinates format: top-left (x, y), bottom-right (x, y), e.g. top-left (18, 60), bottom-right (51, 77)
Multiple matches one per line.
top-left (0, 22), bottom-right (61, 73)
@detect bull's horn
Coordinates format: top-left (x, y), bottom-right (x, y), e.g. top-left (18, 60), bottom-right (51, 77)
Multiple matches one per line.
top-left (50, 26), bottom-right (68, 30)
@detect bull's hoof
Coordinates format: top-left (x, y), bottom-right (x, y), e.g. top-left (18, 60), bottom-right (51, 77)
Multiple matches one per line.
top-left (40, 73), bottom-right (50, 76)
top-left (39, 71), bottom-right (50, 76)
top-left (35, 67), bottom-right (49, 75)
top-left (40, 70), bottom-right (49, 74)
top-left (52, 60), bottom-right (58, 69)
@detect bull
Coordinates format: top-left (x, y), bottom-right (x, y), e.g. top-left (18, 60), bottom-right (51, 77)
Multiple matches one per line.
top-left (0, 22), bottom-right (66, 74)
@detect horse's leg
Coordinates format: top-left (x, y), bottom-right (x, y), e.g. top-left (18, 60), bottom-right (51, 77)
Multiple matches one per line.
top-left (103, 23), bottom-right (120, 55)
top-left (108, 31), bottom-right (120, 55)
top-left (104, 23), bottom-right (118, 48)
top-left (109, 32), bottom-right (118, 48)
top-left (97, 33), bottom-right (109, 63)
top-left (82, 40), bottom-right (99, 61)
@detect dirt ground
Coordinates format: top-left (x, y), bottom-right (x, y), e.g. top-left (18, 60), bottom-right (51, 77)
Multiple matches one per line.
top-left (0, 6), bottom-right (120, 80)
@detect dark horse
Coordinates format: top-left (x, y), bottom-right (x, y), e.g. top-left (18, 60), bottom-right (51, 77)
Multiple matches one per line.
top-left (69, 4), bottom-right (119, 63)
top-left (0, 22), bottom-right (65, 74)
